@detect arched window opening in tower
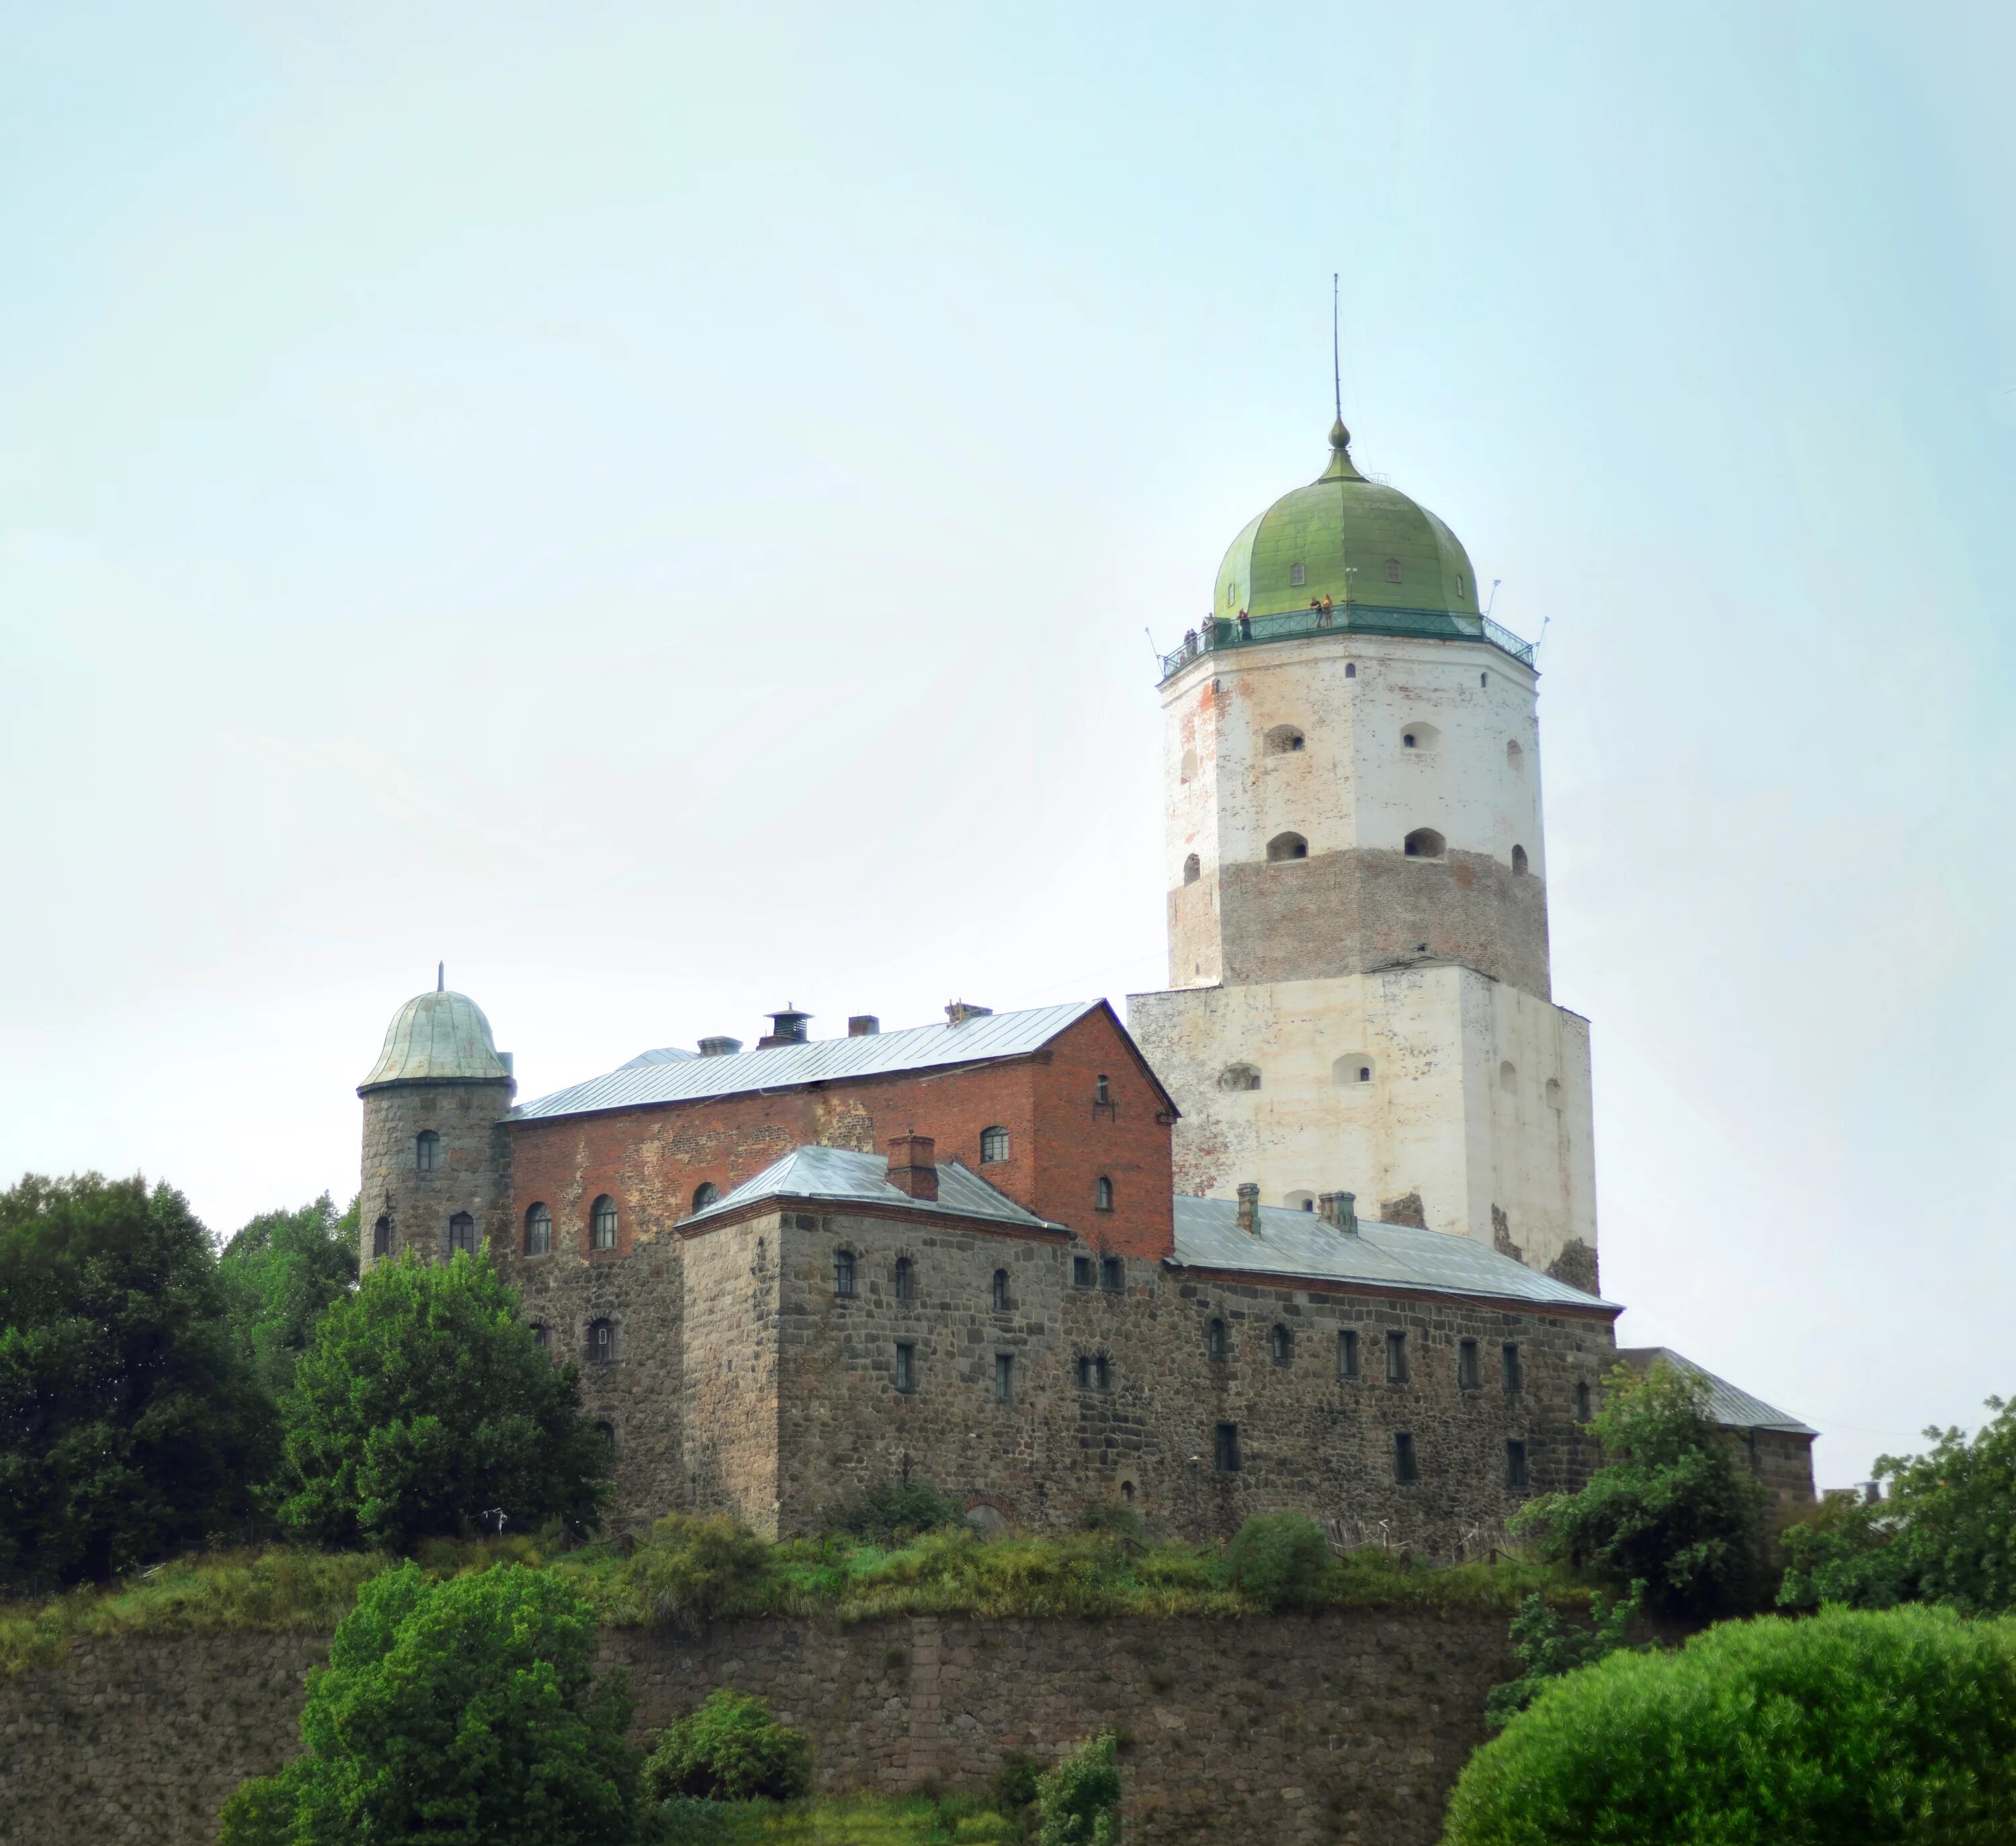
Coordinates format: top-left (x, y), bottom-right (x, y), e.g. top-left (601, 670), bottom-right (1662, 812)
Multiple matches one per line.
top-left (1507, 739), bottom-right (1523, 770)
top-left (1403, 828), bottom-right (1445, 858)
top-left (895, 1256), bottom-right (914, 1303)
top-left (1181, 852), bottom-right (1201, 886)
top-left (1384, 558), bottom-right (1402, 583)
top-left (530, 1323), bottom-right (549, 1351)
top-left (1344, 662), bottom-right (1356, 678)
top-left (587, 1318), bottom-right (616, 1364)
top-left (1095, 1175), bottom-right (1114, 1212)
top-left (1511, 844), bottom-right (1529, 876)
top-left (591, 1195), bottom-right (618, 1251)
top-left (1179, 747), bottom-right (1198, 782)
top-left (1218, 1062), bottom-right (1261, 1092)
top-left (1400, 721), bottom-right (1437, 751)
top-left (448, 1212), bottom-right (476, 1256)
top-left (835, 1250), bottom-right (856, 1298)
top-left (1332, 1053), bottom-right (1375, 1086)
top-left (1479, 671), bottom-right (1488, 687)
top-left (1546, 1077), bottom-right (1564, 1109)
top-left (415, 1130), bottom-right (439, 1171)
top-left (1499, 1060), bottom-right (1517, 1093)
top-left (691, 1181), bottom-right (719, 1212)
top-left (1265, 724), bottom-right (1305, 754)
top-left (979, 1125), bottom-right (1010, 1165)
top-left (1266, 831), bottom-right (1308, 862)
top-left (525, 1202), bottom-right (552, 1256)
top-left (372, 1216), bottom-right (392, 1258)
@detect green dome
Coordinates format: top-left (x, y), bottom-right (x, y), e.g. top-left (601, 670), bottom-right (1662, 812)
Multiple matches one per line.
top-left (360, 986), bottom-right (508, 1091)
top-left (1214, 419), bottom-right (1480, 622)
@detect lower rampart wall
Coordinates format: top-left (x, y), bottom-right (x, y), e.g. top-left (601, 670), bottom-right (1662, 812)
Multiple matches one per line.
top-left (0, 1611), bottom-right (1514, 1846)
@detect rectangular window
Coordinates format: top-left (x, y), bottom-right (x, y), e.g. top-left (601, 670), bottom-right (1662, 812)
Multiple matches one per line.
top-left (1337, 1329), bottom-right (1359, 1379)
top-left (1214, 1422), bottom-right (1241, 1473)
top-left (995, 1354), bottom-right (1013, 1404)
top-left (1386, 1330), bottom-right (1409, 1384)
top-left (1458, 1339), bottom-right (1480, 1390)
top-left (1101, 1257), bottom-right (1124, 1293)
top-left (1503, 1343), bottom-right (1523, 1393)
top-left (1290, 561), bottom-right (1306, 587)
top-left (1393, 1432), bottom-right (1418, 1484)
top-left (1073, 1256), bottom-right (1095, 1289)
top-left (894, 1343), bottom-right (915, 1394)
top-left (1506, 1439), bottom-right (1529, 1489)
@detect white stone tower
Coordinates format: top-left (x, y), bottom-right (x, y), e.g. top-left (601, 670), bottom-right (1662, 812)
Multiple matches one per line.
top-left (1128, 416), bottom-right (1598, 1288)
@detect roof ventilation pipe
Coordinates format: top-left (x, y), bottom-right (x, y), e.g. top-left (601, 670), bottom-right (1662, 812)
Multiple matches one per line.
top-left (1318, 1191), bottom-right (1359, 1235)
top-left (758, 1005), bottom-right (812, 1049)
top-left (848, 1015), bottom-right (880, 1037)
top-left (698, 1037), bottom-right (743, 1058)
top-left (1236, 1183), bottom-right (1260, 1236)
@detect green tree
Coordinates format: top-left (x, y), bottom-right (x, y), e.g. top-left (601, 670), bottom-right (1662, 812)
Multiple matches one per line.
top-left (0, 1172), bottom-right (272, 1585)
top-left (1223, 1512), bottom-right (1330, 1609)
top-left (1779, 1398), bottom-right (2016, 1617)
top-left (1484, 1584), bottom-right (1644, 1730)
top-left (1037, 1732), bottom-right (1121, 1846)
top-left (642, 1688), bottom-right (812, 1802)
top-left (220, 1561), bottom-right (642, 1845)
top-left (1512, 1359), bottom-right (1763, 1618)
top-left (1442, 1605), bottom-right (2016, 1845)
top-left (278, 1250), bottom-right (606, 1551)
top-left (219, 1193), bottom-right (359, 1396)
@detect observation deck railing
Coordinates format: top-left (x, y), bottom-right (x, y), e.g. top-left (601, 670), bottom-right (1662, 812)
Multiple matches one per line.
top-left (1157, 602), bottom-right (1536, 681)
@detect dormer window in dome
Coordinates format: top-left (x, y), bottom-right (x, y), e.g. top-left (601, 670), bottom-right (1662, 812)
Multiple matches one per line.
top-left (1384, 558), bottom-right (1402, 584)
top-left (1290, 562), bottom-right (1306, 587)
top-left (1458, 573), bottom-right (1467, 597)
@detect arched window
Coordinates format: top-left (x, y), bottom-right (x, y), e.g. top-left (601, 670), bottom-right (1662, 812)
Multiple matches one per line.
top-left (894, 1256), bottom-right (915, 1303)
top-left (372, 1215), bottom-right (392, 1258)
top-left (1345, 662), bottom-right (1357, 679)
top-left (979, 1126), bottom-right (1010, 1165)
top-left (415, 1130), bottom-right (439, 1172)
top-left (587, 1318), bottom-right (616, 1363)
top-left (530, 1323), bottom-right (550, 1350)
top-left (594, 1420), bottom-right (616, 1453)
top-left (1218, 1062), bottom-right (1261, 1092)
top-left (1266, 831), bottom-right (1308, 862)
top-left (991, 1268), bottom-right (1009, 1312)
top-left (1271, 1325), bottom-right (1292, 1367)
top-left (1095, 1176), bottom-right (1114, 1212)
top-left (448, 1212), bottom-right (475, 1255)
top-left (1208, 1318), bottom-right (1228, 1361)
top-left (1384, 558), bottom-right (1401, 583)
top-left (1179, 747), bottom-right (1199, 782)
top-left (1576, 1381), bottom-right (1592, 1421)
top-left (1403, 827), bottom-right (1445, 859)
top-left (1458, 573), bottom-right (1468, 597)
top-left (1507, 739), bottom-right (1523, 770)
top-left (691, 1181), bottom-right (720, 1212)
top-left (591, 1195), bottom-right (617, 1251)
top-left (1095, 1074), bottom-right (1110, 1104)
top-left (1332, 1054), bottom-right (1375, 1086)
top-left (524, 1202), bottom-right (552, 1256)
top-left (1400, 721), bottom-right (1439, 750)
top-left (1290, 561), bottom-right (1306, 587)
top-left (1499, 1060), bottom-right (1517, 1093)
top-left (834, 1249), bottom-right (856, 1298)
top-left (1265, 724), bottom-right (1306, 754)
top-left (1511, 844), bottom-right (1529, 876)
top-left (1546, 1077), bottom-right (1564, 1109)
top-left (1181, 852), bottom-right (1201, 886)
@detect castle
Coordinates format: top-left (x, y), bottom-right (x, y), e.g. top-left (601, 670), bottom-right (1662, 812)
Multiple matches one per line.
top-left (355, 412), bottom-right (1814, 1547)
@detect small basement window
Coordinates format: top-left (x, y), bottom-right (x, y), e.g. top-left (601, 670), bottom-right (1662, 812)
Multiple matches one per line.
top-left (1214, 1423), bottom-right (1241, 1472)
top-left (1394, 1431), bottom-right (1419, 1483)
top-left (524, 1202), bottom-right (552, 1256)
top-left (1266, 831), bottom-right (1310, 861)
top-left (1403, 828), bottom-right (1445, 859)
top-left (980, 1126), bottom-right (1010, 1165)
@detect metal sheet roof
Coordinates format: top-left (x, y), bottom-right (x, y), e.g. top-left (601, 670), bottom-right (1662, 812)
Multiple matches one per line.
top-left (1170, 1196), bottom-right (1615, 1312)
top-left (360, 989), bottom-right (508, 1089)
top-left (1618, 1347), bottom-right (1816, 1436)
top-left (683, 1144), bottom-right (1063, 1232)
top-left (513, 1001), bottom-right (1105, 1122)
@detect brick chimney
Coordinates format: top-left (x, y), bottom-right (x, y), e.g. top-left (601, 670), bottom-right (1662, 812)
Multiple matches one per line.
top-left (1236, 1182), bottom-right (1259, 1236)
top-left (885, 1134), bottom-right (939, 1202)
top-left (1318, 1191), bottom-right (1359, 1235)
top-left (945, 1001), bottom-right (993, 1025)
top-left (848, 1015), bottom-right (880, 1037)
top-left (698, 1036), bottom-right (743, 1058)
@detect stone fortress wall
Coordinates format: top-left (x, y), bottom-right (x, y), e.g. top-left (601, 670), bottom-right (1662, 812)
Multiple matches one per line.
top-left (0, 1611), bottom-right (1519, 1846)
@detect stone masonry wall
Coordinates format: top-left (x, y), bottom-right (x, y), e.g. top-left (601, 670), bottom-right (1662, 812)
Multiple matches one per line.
top-left (357, 1078), bottom-right (514, 1273)
top-left (0, 1611), bottom-right (1518, 1846)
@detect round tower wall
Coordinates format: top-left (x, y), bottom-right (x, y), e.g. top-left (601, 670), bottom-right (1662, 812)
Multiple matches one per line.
top-left (358, 1080), bottom-right (515, 1271)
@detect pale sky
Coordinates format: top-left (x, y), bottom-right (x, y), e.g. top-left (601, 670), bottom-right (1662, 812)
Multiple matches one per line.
top-left (3, 3), bottom-right (2011, 1490)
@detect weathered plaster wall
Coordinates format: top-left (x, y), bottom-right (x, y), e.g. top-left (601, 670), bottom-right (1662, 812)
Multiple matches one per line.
top-left (1130, 967), bottom-right (1597, 1277)
top-left (0, 1612), bottom-right (1520, 1846)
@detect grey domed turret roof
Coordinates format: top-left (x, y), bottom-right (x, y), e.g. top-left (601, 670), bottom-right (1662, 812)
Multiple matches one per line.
top-left (360, 987), bottom-right (508, 1091)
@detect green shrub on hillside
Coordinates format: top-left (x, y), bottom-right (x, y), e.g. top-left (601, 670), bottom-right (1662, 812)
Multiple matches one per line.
top-left (628, 1513), bottom-right (772, 1624)
top-left (1036, 1732), bottom-right (1120, 1846)
top-left (1484, 1583), bottom-right (1644, 1730)
top-left (1442, 1605), bottom-right (2016, 1845)
top-left (1223, 1513), bottom-right (1330, 1609)
top-left (837, 1479), bottom-right (966, 1546)
top-left (644, 1688), bottom-right (812, 1802)
top-left (278, 1250), bottom-right (607, 1551)
top-left (0, 1173), bottom-right (274, 1587)
top-left (220, 1561), bottom-right (642, 1845)
top-left (1512, 1359), bottom-right (1764, 1618)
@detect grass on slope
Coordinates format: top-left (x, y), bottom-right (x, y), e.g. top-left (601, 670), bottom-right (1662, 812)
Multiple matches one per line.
top-left (655, 1794), bottom-right (1018, 1844)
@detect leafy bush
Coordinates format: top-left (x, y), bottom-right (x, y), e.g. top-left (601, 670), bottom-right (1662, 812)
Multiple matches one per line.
top-left (1779, 1398), bottom-right (2016, 1617)
top-left (220, 1560), bottom-right (642, 1845)
top-left (1222, 1513), bottom-right (1330, 1609)
top-left (644, 1688), bottom-right (812, 1802)
top-left (218, 1193), bottom-right (358, 1397)
top-left (0, 1173), bottom-right (274, 1586)
top-left (278, 1249), bottom-right (607, 1551)
top-left (837, 1478), bottom-right (966, 1546)
top-left (1512, 1359), bottom-right (1764, 1618)
top-left (1037, 1732), bottom-right (1121, 1846)
top-left (1484, 1583), bottom-right (1643, 1730)
top-left (627, 1513), bottom-right (772, 1624)
top-left (1442, 1605), bottom-right (2016, 1845)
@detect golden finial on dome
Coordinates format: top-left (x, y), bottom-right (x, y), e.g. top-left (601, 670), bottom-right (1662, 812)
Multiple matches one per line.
top-left (1329, 415), bottom-right (1351, 452)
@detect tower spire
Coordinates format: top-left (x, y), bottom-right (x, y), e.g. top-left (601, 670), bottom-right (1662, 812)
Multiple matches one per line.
top-left (1326, 272), bottom-right (1354, 464)
top-left (437, 961), bottom-right (444, 993)
top-left (1333, 271), bottom-right (1342, 425)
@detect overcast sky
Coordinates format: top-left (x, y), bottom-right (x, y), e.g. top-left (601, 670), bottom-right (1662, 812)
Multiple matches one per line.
top-left (4, 3), bottom-right (2011, 1490)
